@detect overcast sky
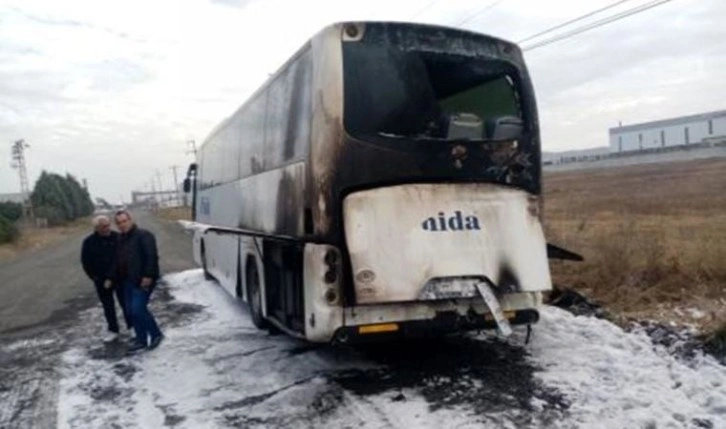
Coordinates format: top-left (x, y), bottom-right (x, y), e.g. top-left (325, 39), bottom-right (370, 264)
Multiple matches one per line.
top-left (1, 0), bottom-right (724, 202)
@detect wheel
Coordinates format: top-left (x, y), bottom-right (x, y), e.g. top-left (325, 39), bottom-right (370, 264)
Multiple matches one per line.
top-left (246, 260), bottom-right (267, 330)
top-left (201, 240), bottom-right (214, 281)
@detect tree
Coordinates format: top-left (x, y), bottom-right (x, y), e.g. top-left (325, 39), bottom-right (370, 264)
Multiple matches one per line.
top-left (0, 201), bottom-right (23, 222)
top-left (30, 171), bottom-right (94, 225)
top-left (31, 171), bottom-right (73, 223)
top-left (65, 174), bottom-right (94, 217)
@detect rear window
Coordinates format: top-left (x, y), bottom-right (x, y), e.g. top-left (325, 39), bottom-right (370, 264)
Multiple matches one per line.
top-left (343, 42), bottom-right (523, 141)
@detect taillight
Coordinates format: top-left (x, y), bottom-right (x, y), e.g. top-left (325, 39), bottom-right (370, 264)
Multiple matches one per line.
top-left (323, 249), bottom-right (339, 284)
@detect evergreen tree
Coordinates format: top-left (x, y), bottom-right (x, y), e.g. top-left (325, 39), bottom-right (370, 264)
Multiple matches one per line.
top-left (30, 171), bottom-right (96, 225)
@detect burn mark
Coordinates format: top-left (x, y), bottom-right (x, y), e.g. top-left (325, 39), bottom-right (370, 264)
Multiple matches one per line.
top-left (275, 170), bottom-right (304, 236)
top-left (496, 264), bottom-right (520, 293)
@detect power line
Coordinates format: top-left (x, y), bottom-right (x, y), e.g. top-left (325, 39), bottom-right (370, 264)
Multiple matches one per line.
top-left (522, 0), bottom-right (674, 52)
top-left (455, 0), bottom-right (505, 27)
top-left (410, 0), bottom-right (441, 20)
top-left (517, 0), bottom-right (634, 44)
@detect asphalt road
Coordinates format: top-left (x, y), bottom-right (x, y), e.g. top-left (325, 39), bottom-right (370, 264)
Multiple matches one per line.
top-left (0, 211), bottom-right (195, 334)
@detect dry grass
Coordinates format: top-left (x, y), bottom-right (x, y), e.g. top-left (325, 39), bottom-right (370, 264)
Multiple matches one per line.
top-left (0, 217), bottom-right (91, 261)
top-left (544, 158), bottom-right (726, 333)
top-left (156, 206), bottom-right (192, 222)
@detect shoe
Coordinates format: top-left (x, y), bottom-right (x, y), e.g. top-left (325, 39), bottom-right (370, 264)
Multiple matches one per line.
top-left (148, 334), bottom-right (164, 350)
top-left (103, 332), bottom-right (119, 343)
top-left (128, 337), bottom-right (140, 345)
top-left (126, 342), bottom-right (148, 355)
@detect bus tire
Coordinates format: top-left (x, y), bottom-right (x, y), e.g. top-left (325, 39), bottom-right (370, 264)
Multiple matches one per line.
top-left (246, 259), bottom-right (267, 330)
top-left (201, 240), bottom-right (214, 281)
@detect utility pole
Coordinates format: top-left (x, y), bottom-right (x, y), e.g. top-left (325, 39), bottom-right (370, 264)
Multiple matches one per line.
top-left (187, 139), bottom-right (197, 157)
top-left (155, 169), bottom-right (164, 191)
top-left (150, 178), bottom-right (157, 209)
top-left (170, 165), bottom-right (181, 206)
top-left (10, 139), bottom-right (33, 219)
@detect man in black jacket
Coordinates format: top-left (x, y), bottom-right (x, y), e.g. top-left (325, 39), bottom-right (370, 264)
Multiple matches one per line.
top-left (106, 210), bottom-right (163, 353)
top-left (81, 215), bottom-right (131, 342)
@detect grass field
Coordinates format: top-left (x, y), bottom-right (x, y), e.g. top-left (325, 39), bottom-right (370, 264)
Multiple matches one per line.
top-left (544, 158), bottom-right (726, 333)
top-left (0, 217), bottom-right (91, 261)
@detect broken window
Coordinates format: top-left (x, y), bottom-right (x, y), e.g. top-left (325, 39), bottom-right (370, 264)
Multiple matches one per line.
top-left (343, 43), bottom-right (522, 141)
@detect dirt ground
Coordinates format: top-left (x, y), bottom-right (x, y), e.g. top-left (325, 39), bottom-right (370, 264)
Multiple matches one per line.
top-left (544, 157), bottom-right (726, 334)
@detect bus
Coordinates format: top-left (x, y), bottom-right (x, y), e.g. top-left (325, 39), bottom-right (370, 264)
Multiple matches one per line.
top-left (184, 21), bottom-right (561, 343)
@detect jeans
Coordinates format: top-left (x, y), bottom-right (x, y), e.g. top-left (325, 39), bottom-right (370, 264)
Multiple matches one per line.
top-left (122, 280), bottom-right (162, 346)
top-left (94, 280), bottom-right (131, 333)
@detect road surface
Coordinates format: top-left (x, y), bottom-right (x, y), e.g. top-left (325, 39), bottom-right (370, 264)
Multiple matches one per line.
top-left (0, 211), bottom-right (196, 427)
top-left (1, 212), bottom-right (724, 428)
top-left (0, 211), bottom-right (194, 334)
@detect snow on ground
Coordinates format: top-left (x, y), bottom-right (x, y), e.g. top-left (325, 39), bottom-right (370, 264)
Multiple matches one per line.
top-left (55, 270), bottom-right (726, 428)
top-left (56, 270), bottom-right (476, 428)
top-left (529, 307), bottom-right (726, 428)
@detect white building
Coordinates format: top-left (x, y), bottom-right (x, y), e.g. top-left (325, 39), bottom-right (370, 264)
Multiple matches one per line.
top-left (609, 109), bottom-right (726, 153)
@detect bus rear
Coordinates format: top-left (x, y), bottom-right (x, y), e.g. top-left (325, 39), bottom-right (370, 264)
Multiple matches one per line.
top-left (308, 22), bottom-right (550, 342)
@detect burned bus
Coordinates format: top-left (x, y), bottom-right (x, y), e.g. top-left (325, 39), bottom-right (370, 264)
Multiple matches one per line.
top-left (184, 22), bottom-right (554, 342)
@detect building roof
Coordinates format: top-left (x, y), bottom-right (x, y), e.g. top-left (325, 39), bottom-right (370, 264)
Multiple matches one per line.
top-left (609, 109), bottom-right (726, 135)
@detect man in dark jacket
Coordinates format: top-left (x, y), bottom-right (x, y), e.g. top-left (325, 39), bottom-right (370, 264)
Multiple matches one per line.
top-left (81, 215), bottom-right (131, 342)
top-left (105, 210), bottom-right (163, 353)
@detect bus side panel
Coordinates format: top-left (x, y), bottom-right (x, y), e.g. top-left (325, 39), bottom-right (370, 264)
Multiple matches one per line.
top-left (204, 230), bottom-right (240, 297)
top-left (197, 163), bottom-right (306, 237)
top-left (309, 26), bottom-right (345, 238)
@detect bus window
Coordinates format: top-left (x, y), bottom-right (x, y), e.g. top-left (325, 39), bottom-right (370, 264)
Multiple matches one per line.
top-left (343, 43), bottom-right (523, 141)
top-left (439, 75), bottom-right (519, 124)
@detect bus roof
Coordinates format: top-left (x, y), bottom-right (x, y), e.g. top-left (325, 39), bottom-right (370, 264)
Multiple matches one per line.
top-left (198, 21), bottom-right (521, 153)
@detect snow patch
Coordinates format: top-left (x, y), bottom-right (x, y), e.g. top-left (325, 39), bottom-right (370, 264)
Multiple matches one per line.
top-left (2, 338), bottom-right (56, 352)
top-left (529, 306), bottom-right (726, 428)
top-left (55, 270), bottom-right (726, 428)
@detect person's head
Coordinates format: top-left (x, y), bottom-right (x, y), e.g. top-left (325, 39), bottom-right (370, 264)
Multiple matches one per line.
top-left (93, 215), bottom-right (112, 236)
top-left (114, 210), bottom-right (134, 234)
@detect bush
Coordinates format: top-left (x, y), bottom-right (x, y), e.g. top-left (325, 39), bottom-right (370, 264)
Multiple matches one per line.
top-left (0, 201), bottom-right (23, 222)
top-left (0, 214), bottom-right (19, 244)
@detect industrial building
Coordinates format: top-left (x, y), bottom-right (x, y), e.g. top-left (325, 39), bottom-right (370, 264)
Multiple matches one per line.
top-left (543, 109), bottom-right (726, 170)
top-left (609, 109), bottom-right (726, 153)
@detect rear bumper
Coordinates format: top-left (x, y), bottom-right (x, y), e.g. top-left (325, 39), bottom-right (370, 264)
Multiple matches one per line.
top-left (332, 309), bottom-right (540, 343)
